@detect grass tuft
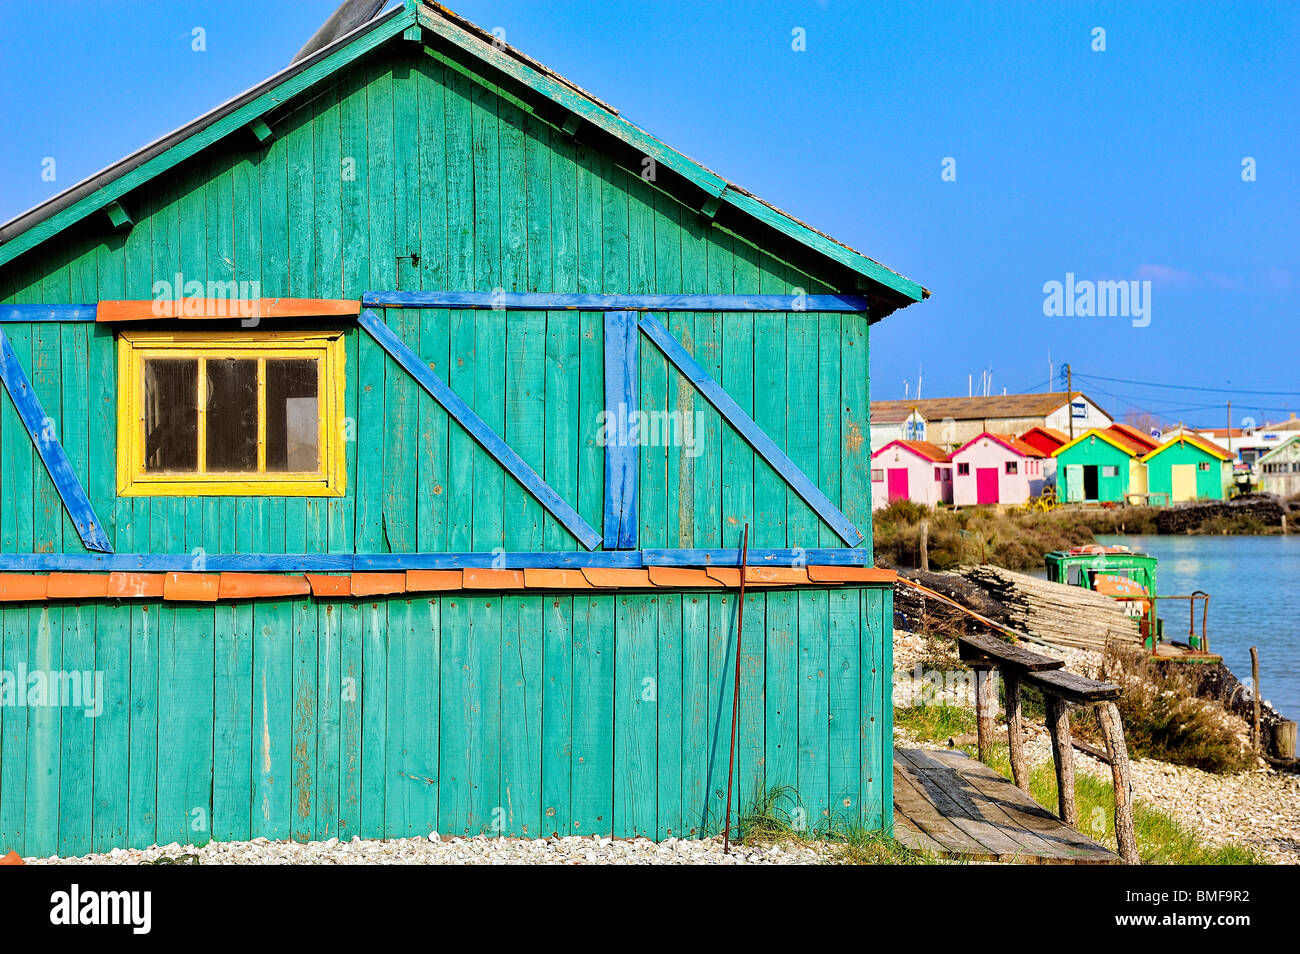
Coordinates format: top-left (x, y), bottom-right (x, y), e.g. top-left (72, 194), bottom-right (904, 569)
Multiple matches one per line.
top-left (732, 785), bottom-right (943, 864)
top-left (894, 703), bottom-right (976, 742)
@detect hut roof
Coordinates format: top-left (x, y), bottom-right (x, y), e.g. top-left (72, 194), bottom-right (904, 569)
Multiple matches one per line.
top-left (1053, 427), bottom-right (1146, 458)
top-left (0, 1), bottom-right (926, 315)
top-left (1141, 434), bottom-right (1234, 464)
top-left (1018, 426), bottom-right (1070, 448)
top-left (1256, 435), bottom-right (1300, 464)
top-left (951, 432), bottom-right (1047, 459)
top-left (872, 439), bottom-right (950, 463)
top-left (1106, 422), bottom-right (1160, 453)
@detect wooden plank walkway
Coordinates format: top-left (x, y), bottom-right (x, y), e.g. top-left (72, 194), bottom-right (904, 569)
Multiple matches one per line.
top-left (893, 748), bottom-right (1121, 864)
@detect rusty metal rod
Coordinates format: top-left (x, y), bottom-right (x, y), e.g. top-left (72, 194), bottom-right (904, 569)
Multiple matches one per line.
top-left (722, 523), bottom-right (749, 854)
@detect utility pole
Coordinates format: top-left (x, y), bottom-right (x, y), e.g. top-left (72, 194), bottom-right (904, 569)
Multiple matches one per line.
top-left (1066, 363), bottom-right (1074, 440)
top-left (1227, 400), bottom-right (1233, 459)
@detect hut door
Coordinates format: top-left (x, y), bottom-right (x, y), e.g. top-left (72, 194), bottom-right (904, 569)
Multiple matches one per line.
top-left (976, 467), bottom-right (999, 504)
top-left (887, 467), bottom-right (909, 502)
top-left (1171, 464), bottom-right (1197, 502)
top-left (1064, 464), bottom-right (1082, 502)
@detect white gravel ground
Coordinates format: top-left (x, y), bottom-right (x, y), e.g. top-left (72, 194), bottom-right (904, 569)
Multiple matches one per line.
top-left (26, 834), bottom-right (836, 866)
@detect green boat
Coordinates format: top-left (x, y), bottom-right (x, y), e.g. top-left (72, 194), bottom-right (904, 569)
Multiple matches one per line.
top-left (1045, 540), bottom-right (1216, 660)
top-left (1044, 545), bottom-right (1218, 660)
top-left (1045, 544), bottom-right (1158, 596)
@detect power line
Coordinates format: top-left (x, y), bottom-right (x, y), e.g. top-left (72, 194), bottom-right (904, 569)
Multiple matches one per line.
top-left (1072, 371), bottom-right (1300, 398)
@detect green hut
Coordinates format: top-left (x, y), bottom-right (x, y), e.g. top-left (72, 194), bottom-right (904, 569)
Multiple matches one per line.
top-left (1141, 435), bottom-right (1232, 502)
top-left (0, 2), bottom-right (926, 856)
top-left (1052, 428), bottom-right (1148, 503)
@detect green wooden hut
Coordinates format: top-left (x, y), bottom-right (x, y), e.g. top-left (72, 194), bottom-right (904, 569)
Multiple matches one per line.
top-left (1052, 428), bottom-right (1148, 503)
top-left (0, 2), bottom-right (926, 857)
top-left (1141, 435), bottom-right (1232, 502)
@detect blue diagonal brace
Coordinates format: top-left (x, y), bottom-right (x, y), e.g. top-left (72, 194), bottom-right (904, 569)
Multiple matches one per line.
top-left (637, 312), bottom-right (865, 547)
top-left (0, 327), bottom-right (113, 552)
top-left (357, 309), bottom-right (602, 551)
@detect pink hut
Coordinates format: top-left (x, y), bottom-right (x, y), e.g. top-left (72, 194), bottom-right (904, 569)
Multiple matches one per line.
top-left (951, 432), bottom-right (1048, 506)
top-left (871, 440), bottom-right (953, 509)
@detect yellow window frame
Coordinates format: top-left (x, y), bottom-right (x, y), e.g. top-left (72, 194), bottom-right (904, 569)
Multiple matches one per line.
top-left (116, 330), bottom-right (347, 497)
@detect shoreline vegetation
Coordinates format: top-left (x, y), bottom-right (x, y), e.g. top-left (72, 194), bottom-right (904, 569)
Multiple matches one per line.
top-left (873, 496), bottom-right (1296, 572)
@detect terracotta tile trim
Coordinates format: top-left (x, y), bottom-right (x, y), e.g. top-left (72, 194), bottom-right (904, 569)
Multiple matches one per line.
top-left (0, 566), bottom-right (890, 603)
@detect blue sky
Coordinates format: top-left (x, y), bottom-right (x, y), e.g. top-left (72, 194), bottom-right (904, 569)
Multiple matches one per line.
top-left (2, 1), bottom-right (1296, 427)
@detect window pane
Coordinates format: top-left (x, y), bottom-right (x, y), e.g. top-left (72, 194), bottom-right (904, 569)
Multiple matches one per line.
top-left (266, 359), bottom-right (320, 472)
top-left (205, 358), bottom-right (258, 472)
top-left (143, 359), bottom-right (198, 472)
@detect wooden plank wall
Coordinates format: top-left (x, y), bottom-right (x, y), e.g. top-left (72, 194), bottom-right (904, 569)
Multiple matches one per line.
top-left (0, 585), bottom-right (891, 856)
top-left (0, 44), bottom-right (871, 559)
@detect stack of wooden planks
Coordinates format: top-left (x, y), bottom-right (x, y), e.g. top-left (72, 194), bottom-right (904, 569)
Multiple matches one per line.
top-left (960, 565), bottom-right (1140, 652)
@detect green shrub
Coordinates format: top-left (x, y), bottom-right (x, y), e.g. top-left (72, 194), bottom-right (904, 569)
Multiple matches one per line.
top-left (1086, 649), bottom-right (1256, 774)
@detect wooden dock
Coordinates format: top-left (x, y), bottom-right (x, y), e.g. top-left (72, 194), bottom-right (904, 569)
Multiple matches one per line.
top-left (893, 748), bottom-right (1121, 864)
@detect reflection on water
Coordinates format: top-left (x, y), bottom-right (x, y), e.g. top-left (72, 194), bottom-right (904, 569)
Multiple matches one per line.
top-left (1097, 535), bottom-right (1300, 718)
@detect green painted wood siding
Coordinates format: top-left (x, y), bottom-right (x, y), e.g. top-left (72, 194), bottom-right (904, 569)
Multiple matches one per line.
top-left (0, 586), bottom-right (892, 856)
top-left (0, 44), bottom-right (872, 557)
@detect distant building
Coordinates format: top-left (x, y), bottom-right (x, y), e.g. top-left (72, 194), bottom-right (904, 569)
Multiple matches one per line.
top-left (870, 440), bottom-right (952, 509)
top-left (1257, 436), bottom-right (1300, 497)
top-left (870, 405), bottom-right (928, 453)
top-left (950, 433), bottom-right (1049, 506)
top-left (1181, 423), bottom-right (1294, 474)
top-left (1053, 427), bottom-right (1150, 503)
top-left (873, 392), bottom-right (1111, 452)
top-left (1142, 434), bottom-right (1233, 502)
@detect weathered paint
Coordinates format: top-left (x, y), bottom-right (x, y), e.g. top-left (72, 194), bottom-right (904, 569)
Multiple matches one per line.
top-left (0, 587), bottom-right (890, 855)
top-left (0, 43), bottom-right (873, 559)
top-left (0, 15), bottom-right (908, 855)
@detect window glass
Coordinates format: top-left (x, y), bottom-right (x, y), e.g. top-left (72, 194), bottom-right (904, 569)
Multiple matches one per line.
top-left (143, 359), bottom-right (198, 472)
top-left (1005, 461), bottom-right (1018, 474)
top-left (205, 358), bottom-right (259, 472)
top-left (265, 359), bottom-right (320, 472)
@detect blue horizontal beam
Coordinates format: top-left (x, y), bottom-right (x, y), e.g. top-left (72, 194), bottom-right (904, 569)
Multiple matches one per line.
top-left (358, 309), bottom-right (602, 550)
top-left (0, 304), bottom-right (97, 322)
top-left (0, 328), bottom-right (113, 553)
top-left (637, 313), bottom-right (866, 548)
top-left (641, 548), bottom-right (873, 567)
top-left (363, 291), bottom-right (871, 313)
top-left (0, 549), bottom-right (872, 573)
top-left (354, 551), bottom-right (645, 570)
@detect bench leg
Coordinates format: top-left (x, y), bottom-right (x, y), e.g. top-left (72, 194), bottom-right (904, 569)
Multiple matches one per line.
top-left (975, 667), bottom-right (997, 763)
top-left (1099, 701), bottom-right (1140, 864)
top-left (1004, 673), bottom-right (1029, 792)
top-left (1045, 696), bottom-right (1078, 827)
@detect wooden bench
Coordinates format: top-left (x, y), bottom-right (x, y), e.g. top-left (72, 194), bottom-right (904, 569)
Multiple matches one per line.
top-left (896, 574), bottom-right (1139, 864)
top-left (958, 632), bottom-right (1138, 864)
